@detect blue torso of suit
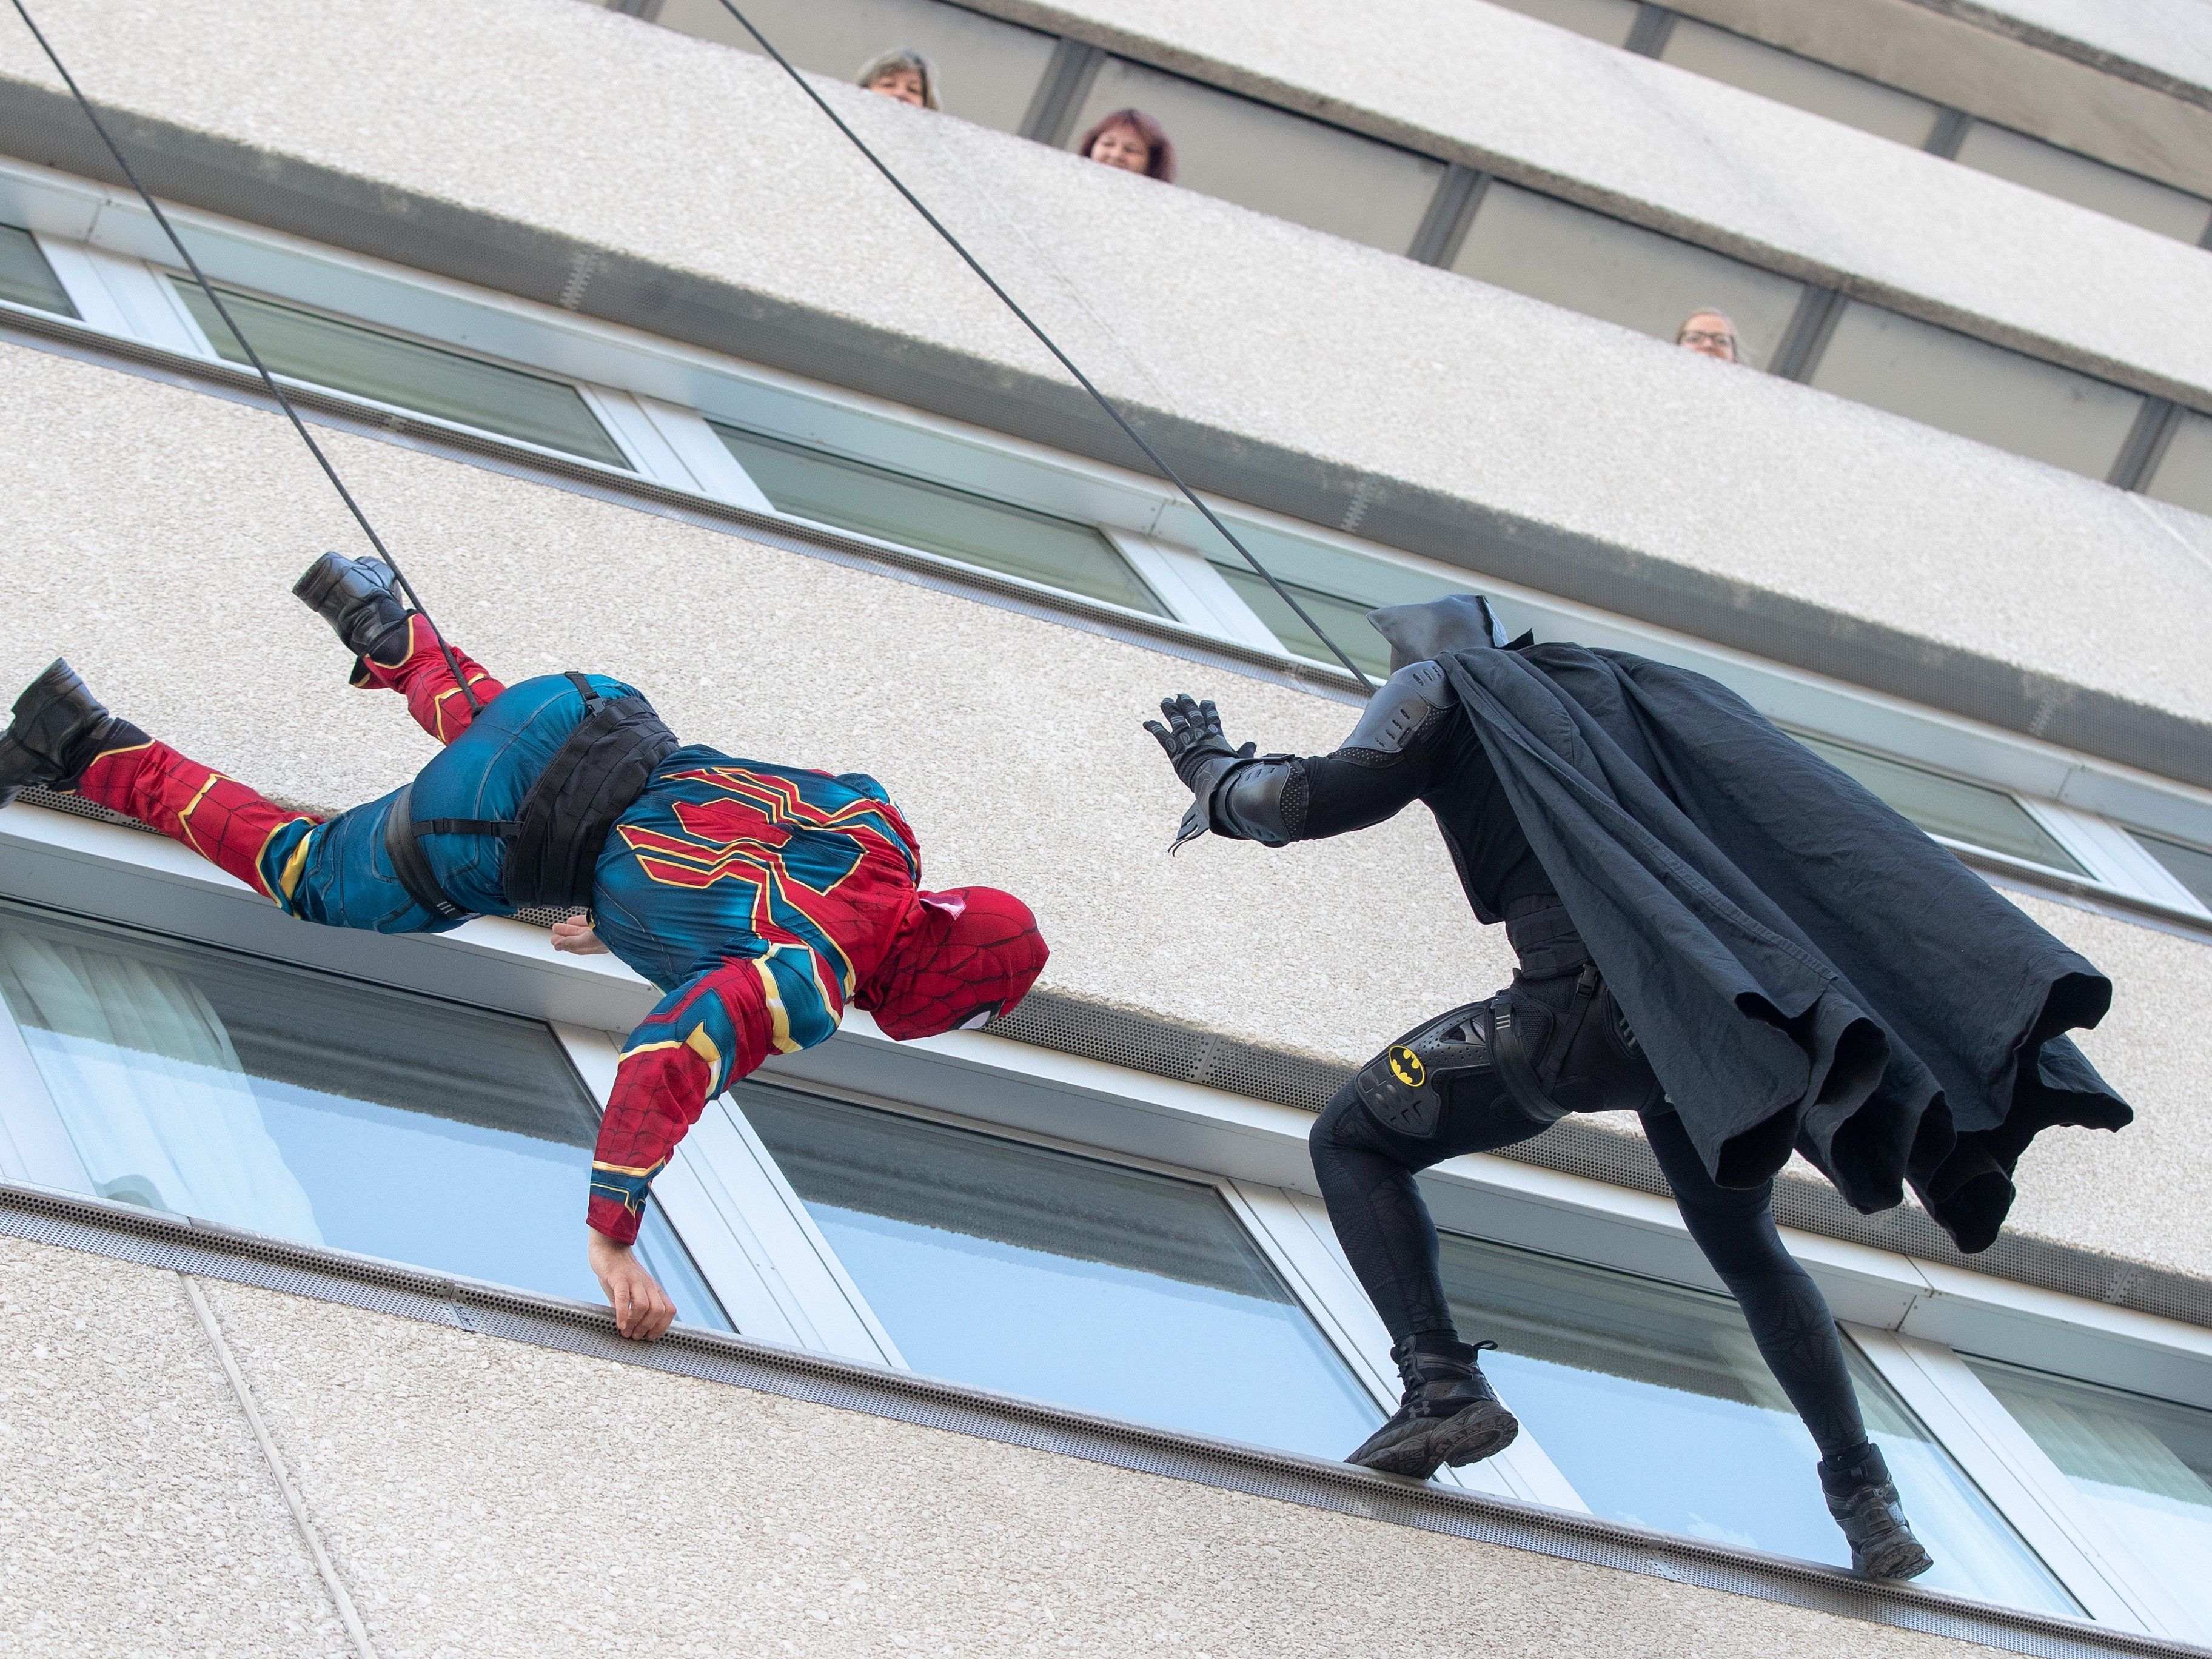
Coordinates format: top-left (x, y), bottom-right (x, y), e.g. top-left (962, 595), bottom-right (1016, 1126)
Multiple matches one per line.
top-left (279, 675), bottom-right (920, 1000)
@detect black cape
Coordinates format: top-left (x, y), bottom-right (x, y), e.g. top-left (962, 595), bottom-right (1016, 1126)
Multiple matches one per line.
top-left (1431, 638), bottom-right (2129, 1252)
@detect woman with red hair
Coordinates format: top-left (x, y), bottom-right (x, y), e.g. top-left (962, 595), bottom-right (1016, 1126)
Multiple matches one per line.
top-left (1078, 107), bottom-right (1177, 183)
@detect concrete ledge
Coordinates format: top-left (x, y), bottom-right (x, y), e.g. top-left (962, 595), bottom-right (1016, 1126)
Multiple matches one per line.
top-left (4, 1179), bottom-right (2204, 1659)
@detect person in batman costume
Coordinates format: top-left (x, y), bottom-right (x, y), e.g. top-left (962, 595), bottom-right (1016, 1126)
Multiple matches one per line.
top-left (0, 555), bottom-right (1048, 1341)
top-left (1147, 594), bottom-right (2131, 1581)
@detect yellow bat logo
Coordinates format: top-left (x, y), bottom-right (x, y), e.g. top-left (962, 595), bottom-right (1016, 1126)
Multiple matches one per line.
top-left (1388, 1045), bottom-right (1426, 1088)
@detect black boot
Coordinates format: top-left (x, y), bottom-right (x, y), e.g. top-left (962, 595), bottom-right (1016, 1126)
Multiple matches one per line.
top-left (0, 659), bottom-right (141, 807)
top-left (1820, 1443), bottom-right (1934, 1580)
top-left (1347, 1336), bottom-right (1519, 1480)
top-left (293, 551), bottom-right (411, 664)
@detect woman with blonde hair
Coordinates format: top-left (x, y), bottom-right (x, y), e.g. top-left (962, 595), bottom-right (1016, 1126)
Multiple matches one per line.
top-left (856, 47), bottom-right (939, 110)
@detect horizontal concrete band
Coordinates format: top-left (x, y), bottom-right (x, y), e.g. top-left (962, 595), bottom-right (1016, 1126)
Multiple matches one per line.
top-left (4, 1179), bottom-right (2204, 1659)
top-left (2, 176), bottom-right (2208, 800)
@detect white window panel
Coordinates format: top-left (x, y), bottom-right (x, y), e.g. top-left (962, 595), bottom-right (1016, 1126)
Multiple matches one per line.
top-left (1105, 530), bottom-right (1285, 651)
top-left (1809, 303), bottom-right (2146, 482)
top-left (1066, 57), bottom-right (1446, 255)
top-left (1484, 0), bottom-right (1641, 49)
top-left (1452, 181), bottom-right (1806, 370)
top-left (630, 394), bottom-right (777, 511)
top-left (1660, 19), bottom-right (1942, 148)
top-left (2145, 408), bottom-right (2212, 519)
top-left (648, 0), bottom-right (1057, 135)
top-left (1953, 122), bottom-right (2212, 246)
top-left (1853, 1329), bottom-right (2190, 1636)
top-left (1228, 1178), bottom-right (1590, 1512)
top-left (2022, 800), bottom-right (2212, 917)
top-left (554, 1025), bottom-right (896, 1358)
top-left (35, 237), bottom-right (206, 353)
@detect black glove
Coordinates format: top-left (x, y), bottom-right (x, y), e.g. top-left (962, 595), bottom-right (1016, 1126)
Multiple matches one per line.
top-left (1145, 694), bottom-right (1255, 847)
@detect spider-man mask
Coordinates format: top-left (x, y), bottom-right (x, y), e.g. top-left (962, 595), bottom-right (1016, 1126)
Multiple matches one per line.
top-left (858, 885), bottom-right (1048, 1041)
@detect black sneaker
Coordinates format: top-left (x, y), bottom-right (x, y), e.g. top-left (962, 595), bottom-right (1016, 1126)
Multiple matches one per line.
top-left (1821, 1445), bottom-right (1935, 1580)
top-left (293, 551), bottom-right (411, 663)
top-left (0, 659), bottom-right (136, 808)
top-left (1347, 1338), bottom-right (1519, 1480)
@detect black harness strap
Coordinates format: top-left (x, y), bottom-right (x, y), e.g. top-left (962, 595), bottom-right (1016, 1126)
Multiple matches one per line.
top-left (382, 783), bottom-right (472, 922)
top-left (380, 673), bottom-right (679, 921)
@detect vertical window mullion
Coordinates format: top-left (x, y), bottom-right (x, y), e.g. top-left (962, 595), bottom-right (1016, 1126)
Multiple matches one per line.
top-left (1104, 530), bottom-right (1285, 651)
top-left (550, 1024), bottom-right (899, 1361)
top-left (1846, 1326), bottom-right (2165, 1631)
top-left (1225, 1178), bottom-right (1592, 1511)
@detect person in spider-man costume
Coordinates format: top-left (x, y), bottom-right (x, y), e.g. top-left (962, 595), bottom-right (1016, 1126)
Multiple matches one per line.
top-left (0, 554), bottom-right (1048, 1340)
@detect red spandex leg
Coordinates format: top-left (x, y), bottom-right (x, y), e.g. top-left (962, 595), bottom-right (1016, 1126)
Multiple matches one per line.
top-left (350, 615), bottom-right (506, 746)
top-left (73, 738), bottom-right (321, 905)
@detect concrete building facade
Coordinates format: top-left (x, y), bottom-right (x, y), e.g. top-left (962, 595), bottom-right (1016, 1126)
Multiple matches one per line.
top-left (1, 1), bottom-right (2209, 1653)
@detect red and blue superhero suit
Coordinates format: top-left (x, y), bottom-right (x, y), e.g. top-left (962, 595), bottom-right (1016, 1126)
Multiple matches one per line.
top-left (62, 614), bottom-right (1048, 1245)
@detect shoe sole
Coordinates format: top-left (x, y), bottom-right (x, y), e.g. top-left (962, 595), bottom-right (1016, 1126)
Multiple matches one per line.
top-left (1858, 1538), bottom-right (1935, 1581)
top-left (1353, 1401), bottom-right (1520, 1480)
top-left (292, 552), bottom-right (355, 611)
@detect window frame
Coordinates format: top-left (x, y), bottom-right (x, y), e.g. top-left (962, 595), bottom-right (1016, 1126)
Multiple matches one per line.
top-left (7, 165), bottom-right (2212, 936)
top-left (4, 795), bottom-right (2212, 1632)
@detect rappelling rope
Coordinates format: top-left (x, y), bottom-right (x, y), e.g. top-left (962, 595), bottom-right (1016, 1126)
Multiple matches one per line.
top-left (8, 0), bottom-right (484, 716)
top-left (708, 0), bottom-right (1379, 694)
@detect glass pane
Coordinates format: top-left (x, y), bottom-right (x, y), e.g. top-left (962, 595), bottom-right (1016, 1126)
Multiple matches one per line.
top-left (1484, 0), bottom-right (1641, 49)
top-left (0, 902), bottom-right (727, 1329)
top-left (1452, 181), bottom-right (1806, 369)
top-left (1954, 122), bottom-right (2212, 244)
top-left (1437, 1231), bottom-right (2074, 1608)
top-left (0, 221), bottom-right (75, 317)
top-left (1794, 734), bottom-right (2085, 873)
top-left (2145, 409), bottom-right (2212, 518)
top-left (1067, 58), bottom-right (1446, 254)
top-left (739, 1085), bottom-right (1381, 1459)
top-left (1808, 302), bottom-right (2143, 480)
top-left (711, 422), bottom-right (1164, 613)
top-left (2132, 829), bottom-right (2212, 910)
top-left (1198, 523), bottom-right (1462, 678)
top-left (648, 0), bottom-right (1056, 134)
top-left (1660, 20), bottom-right (1941, 147)
top-left (171, 280), bottom-right (629, 467)
top-left (1968, 1359), bottom-right (2212, 1638)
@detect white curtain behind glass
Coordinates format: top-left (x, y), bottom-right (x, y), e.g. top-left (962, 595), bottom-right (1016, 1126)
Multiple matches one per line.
top-left (0, 931), bottom-right (322, 1241)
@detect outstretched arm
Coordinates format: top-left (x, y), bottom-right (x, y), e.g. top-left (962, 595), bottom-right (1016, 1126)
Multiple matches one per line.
top-left (1145, 665), bottom-right (1455, 846)
top-left (587, 957), bottom-right (788, 1339)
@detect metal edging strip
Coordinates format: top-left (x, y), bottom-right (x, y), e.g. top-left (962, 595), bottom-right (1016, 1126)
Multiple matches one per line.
top-left (1, 1181), bottom-right (2205, 1659)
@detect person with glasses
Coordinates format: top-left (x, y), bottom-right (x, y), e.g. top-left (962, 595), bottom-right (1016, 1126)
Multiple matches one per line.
top-left (1145, 594), bottom-right (2131, 1580)
top-left (1676, 309), bottom-right (1742, 363)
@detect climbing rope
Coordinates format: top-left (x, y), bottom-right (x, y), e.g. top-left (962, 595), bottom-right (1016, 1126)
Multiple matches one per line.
top-left (708, 0), bottom-right (1380, 693)
top-left (8, 0), bottom-right (484, 715)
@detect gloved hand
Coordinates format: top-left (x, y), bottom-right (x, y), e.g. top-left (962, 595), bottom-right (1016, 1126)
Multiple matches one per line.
top-left (1145, 694), bottom-right (1254, 789)
top-left (1145, 694), bottom-right (1255, 847)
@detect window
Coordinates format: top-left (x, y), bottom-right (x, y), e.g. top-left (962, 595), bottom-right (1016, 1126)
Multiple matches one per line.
top-left (1065, 58), bottom-right (1447, 255)
top-left (711, 421), bottom-right (1165, 613)
top-left (1450, 181), bottom-right (1806, 370)
top-left (646, 0), bottom-right (1057, 135)
top-left (1200, 523), bottom-right (1461, 680)
top-left (1952, 123), bottom-right (2212, 245)
top-left (0, 901), bottom-right (725, 1327)
top-left (1484, 0), bottom-right (1641, 49)
top-left (1794, 734), bottom-right (2086, 874)
top-left (1658, 20), bottom-right (1942, 147)
top-left (1967, 1359), bottom-right (2212, 1635)
top-left (2145, 409), bottom-right (2212, 519)
top-left (737, 1085), bottom-right (1381, 1459)
top-left (1808, 303), bottom-right (2145, 482)
top-left (1436, 1231), bottom-right (2076, 1607)
top-left (2130, 829), bottom-right (2212, 910)
top-left (170, 280), bottom-right (631, 468)
top-left (0, 221), bottom-right (74, 317)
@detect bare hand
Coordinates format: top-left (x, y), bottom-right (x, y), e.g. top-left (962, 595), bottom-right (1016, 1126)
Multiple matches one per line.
top-left (588, 1229), bottom-right (677, 1341)
top-left (551, 916), bottom-right (609, 956)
